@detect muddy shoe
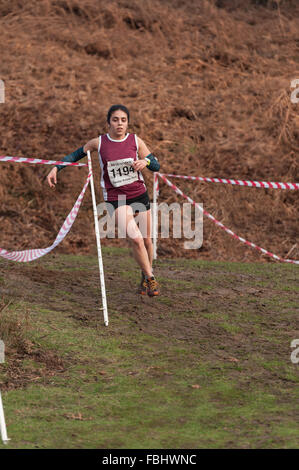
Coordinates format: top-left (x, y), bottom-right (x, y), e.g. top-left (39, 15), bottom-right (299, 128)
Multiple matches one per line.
top-left (138, 272), bottom-right (147, 295)
top-left (146, 276), bottom-right (160, 297)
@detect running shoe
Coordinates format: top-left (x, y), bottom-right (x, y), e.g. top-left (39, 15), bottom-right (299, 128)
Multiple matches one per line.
top-left (147, 276), bottom-right (160, 297)
top-left (138, 272), bottom-right (147, 295)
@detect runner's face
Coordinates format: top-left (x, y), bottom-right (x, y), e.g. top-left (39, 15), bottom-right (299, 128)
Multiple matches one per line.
top-left (108, 110), bottom-right (128, 139)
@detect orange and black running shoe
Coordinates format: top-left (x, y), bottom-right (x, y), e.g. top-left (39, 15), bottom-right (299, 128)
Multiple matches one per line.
top-left (138, 272), bottom-right (147, 295)
top-left (146, 276), bottom-right (160, 297)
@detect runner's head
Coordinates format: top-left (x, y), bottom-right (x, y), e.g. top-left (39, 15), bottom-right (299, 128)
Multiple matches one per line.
top-left (107, 104), bottom-right (130, 139)
top-left (107, 104), bottom-right (130, 124)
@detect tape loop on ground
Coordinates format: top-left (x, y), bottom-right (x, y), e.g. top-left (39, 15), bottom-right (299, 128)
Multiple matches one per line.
top-left (0, 173), bottom-right (91, 262)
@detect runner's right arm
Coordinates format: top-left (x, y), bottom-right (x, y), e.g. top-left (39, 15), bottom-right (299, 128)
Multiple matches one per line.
top-left (47, 138), bottom-right (99, 188)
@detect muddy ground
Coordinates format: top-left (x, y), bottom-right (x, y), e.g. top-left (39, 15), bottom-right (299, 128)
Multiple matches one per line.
top-left (1, 250), bottom-right (298, 397)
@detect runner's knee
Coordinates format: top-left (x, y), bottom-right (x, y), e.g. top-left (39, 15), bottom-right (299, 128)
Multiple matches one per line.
top-left (130, 236), bottom-right (145, 249)
top-left (143, 237), bottom-right (152, 249)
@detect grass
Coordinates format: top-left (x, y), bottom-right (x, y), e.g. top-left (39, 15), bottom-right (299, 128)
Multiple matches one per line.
top-left (0, 248), bottom-right (298, 449)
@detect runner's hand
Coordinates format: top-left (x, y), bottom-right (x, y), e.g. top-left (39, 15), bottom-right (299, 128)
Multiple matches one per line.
top-left (47, 167), bottom-right (58, 188)
top-left (133, 160), bottom-right (147, 172)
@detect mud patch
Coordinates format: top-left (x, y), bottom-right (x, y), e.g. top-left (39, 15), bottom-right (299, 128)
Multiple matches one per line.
top-left (0, 295), bottom-right (68, 391)
top-left (1, 349), bottom-right (66, 392)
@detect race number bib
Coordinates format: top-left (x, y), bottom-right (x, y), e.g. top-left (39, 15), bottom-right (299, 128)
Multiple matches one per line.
top-left (107, 158), bottom-right (138, 187)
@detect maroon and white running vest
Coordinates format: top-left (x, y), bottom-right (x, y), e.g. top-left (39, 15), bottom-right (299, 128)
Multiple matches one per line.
top-left (98, 133), bottom-right (146, 201)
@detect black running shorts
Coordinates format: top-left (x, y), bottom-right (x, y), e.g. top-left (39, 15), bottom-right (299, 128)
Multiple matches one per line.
top-left (105, 190), bottom-right (151, 217)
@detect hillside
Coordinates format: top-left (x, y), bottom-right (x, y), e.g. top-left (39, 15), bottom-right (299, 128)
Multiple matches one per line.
top-left (0, 0), bottom-right (298, 263)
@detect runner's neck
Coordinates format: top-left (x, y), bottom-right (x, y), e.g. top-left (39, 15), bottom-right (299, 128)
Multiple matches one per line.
top-left (107, 133), bottom-right (129, 142)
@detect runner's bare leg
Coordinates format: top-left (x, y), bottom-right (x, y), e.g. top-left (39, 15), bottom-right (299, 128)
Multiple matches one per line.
top-left (115, 205), bottom-right (153, 278)
top-left (136, 209), bottom-right (153, 271)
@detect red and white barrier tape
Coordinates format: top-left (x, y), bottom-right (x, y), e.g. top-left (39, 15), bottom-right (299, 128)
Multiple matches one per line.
top-left (0, 173), bottom-right (91, 262)
top-left (158, 173), bottom-right (299, 265)
top-left (0, 155), bottom-right (88, 167)
top-left (160, 173), bottom-right (299, 190)
top-left (154, 173), bottom-right (159, 196)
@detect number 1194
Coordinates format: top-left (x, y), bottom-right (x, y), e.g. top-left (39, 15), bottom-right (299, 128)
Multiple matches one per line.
top-left (110, 166), bottom-right (135, 178)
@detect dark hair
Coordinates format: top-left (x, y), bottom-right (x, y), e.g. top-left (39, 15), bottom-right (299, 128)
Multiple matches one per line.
top-left (107, 104), bottom-right (130, 124)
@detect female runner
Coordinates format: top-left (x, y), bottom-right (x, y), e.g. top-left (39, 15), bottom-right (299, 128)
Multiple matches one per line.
top-left (47, 104), bottom-right (160, 297)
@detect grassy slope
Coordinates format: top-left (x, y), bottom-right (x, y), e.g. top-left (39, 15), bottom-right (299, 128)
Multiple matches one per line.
top-left (0, 248), bottom-right (298, 449)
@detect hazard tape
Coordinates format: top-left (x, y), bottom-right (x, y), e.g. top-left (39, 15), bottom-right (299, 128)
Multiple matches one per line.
top-left (0, 173), bottom-right (91, 262)
top-left (154, 173), bottom-right (159, 196)
top-left (0, 155), bottom-right (88, 167)
top-left (158, 173), bottom-right (299, 265)
top-left (160, 173), bottom-right (299, 190)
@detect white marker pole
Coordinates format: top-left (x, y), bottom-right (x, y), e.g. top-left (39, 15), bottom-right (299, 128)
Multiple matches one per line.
top-left (0, 392), bottom-right (10, 444)
top-left (87, 151), bottom-right (109, 326)
top-left (153, 173), bottom-right (158, 260)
